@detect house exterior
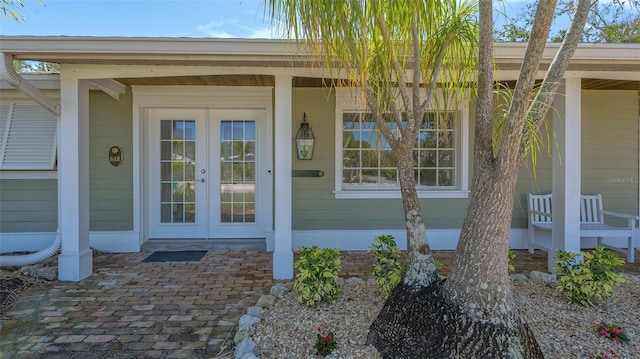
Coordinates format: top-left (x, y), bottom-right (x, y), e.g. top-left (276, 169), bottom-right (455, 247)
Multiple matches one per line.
top-left (0, 36), bottom-right (638, 281)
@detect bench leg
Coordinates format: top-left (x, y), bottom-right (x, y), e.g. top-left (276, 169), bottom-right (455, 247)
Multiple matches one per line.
top-left (528, 227), bottom-right (535, 254)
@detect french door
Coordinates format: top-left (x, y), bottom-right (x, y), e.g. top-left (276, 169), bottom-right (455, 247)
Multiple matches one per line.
top-left (147, 108), bottom-right (268, 239)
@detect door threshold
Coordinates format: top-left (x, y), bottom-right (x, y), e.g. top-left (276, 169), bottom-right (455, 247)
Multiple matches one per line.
top-left (141, 238), bottom-right (266, 252)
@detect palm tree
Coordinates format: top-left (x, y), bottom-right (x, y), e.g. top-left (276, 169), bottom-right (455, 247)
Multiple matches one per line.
top-left (266, 0), bottom-right (591, 356)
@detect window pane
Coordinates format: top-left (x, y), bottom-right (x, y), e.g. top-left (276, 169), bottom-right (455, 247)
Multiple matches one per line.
top-left (184, 163), bottom-right (195, 181)
top-left (343, 169), bottom-right (360, 184)
top-left (381, 169), bottom-right (397, 185)
top-left (244, 163), bottom-right (255, 181)
top-left (439, 150), bottom-right (455, 167)
top-left (419, 169), bottom-right (437, 186)
top-left (221, 142), bottom-right (232, 160)
top-left (439, 169), bottom-right (454, 186)
top-left (380, 150), bottom-right (396, 167)
top-left (220, 162), bottom-right (232, 182)
top-left (173, 204), bottom-right (184, 222)
top-left (422, 150), bottom-right (437, 167)
top-left (343, 149), bottom-right (360, 167)
top-left (184, 204), bottom-right (195, 223)
top-left (361, 169), bottom-right (379, 185)
top-left (362, 150), bottom-right (378, 167)
top-left (244, 141), bottom-right (255, 160)
top-left (438, 131), bottom-right (454, 148)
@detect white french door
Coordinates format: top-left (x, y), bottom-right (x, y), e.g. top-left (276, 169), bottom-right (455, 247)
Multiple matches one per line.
top-left (147, 108), bottom-right (268, 239)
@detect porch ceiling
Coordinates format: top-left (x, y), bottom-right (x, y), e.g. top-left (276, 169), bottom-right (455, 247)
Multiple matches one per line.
top-left (115, 75), bottom-right (639, 90)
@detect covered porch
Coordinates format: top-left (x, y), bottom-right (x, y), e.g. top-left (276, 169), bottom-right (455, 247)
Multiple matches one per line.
top-left (0, 37), bottom-right (638, 280)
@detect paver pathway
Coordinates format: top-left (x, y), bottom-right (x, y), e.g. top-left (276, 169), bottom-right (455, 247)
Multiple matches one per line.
top-left (1, 251), bottom-right (273, 358)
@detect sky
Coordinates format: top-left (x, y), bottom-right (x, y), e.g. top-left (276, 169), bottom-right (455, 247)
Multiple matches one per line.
top-left (0, 0), bottom-right (536, 39)
top-left (0, 0), bottom-right (277, 38)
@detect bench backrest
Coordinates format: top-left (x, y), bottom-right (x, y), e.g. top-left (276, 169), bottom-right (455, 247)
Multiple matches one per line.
top-left (528, 193), bottom-right (552, 224)
top-left (580, 194), bottom-right (604, 224)
top-left (528, 193), bottom-right (605, 224)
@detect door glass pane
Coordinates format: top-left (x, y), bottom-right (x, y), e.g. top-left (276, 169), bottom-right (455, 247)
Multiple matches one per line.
top-left (160, 119), bottom-right (197, 223)
top-left (220, 120), bottom-right (256, 223)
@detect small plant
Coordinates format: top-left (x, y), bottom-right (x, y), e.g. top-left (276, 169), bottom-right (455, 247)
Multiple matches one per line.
top-left (589, 350), bottom-right (620, 359)
top-left (368, 235), bottom-right (405, 298)
top-left (293, 246), bottom-right (341, 306)
top-left (596, 322), bottom-right (630, 343)
top-left (553, 246), bottom-right (626, 307)
top-left (508, 247), bottom-right (516, 272)
top-left (315, 327), bottom-right (337, 357)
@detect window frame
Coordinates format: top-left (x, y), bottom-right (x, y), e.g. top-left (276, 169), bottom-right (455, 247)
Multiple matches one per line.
top-left (334, 88), bottom-right (469, 199)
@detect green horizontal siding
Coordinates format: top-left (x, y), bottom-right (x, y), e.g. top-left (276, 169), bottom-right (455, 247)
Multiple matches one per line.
top-left (581, 90), bottom-right (638, 226)
top-left (0, 179), bottom-right (57, 232)
top-left (291, 88), bottom-right (638, 232)
top-left (89, 89), bottom-right (134, 231)
top-left (291, 88), bottom-right (469, 230)
top-left (512, 90), bottom-right (639, 229)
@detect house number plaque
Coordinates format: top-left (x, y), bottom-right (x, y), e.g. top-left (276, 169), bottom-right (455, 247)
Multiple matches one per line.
top-left (108, 146), bottom-right (124, 167)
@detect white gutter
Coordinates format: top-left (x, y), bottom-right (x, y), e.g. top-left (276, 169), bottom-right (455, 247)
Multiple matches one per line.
top-left (0, 53), bottom-right (60, 116)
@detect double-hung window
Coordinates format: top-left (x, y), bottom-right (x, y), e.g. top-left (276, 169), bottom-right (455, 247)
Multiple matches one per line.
top-left (334, 88), bottom-right (469, 199)
top-left (0, 101), bottom-right (58, 178)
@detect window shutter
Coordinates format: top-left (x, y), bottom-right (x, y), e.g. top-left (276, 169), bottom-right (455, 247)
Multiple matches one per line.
top-left (0, 102), bottom-right (58, 170)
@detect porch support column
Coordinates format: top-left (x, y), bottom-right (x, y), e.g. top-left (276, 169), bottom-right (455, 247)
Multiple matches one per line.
top-left (273, 75), bottom-right (293, 279)
top-left (58, 77), bottom-right (92, 281)
top-left (550, 77), bottom-right (582, 271)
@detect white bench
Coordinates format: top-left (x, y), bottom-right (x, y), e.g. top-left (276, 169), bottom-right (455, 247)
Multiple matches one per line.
top-left (528, 193), bottom-right (637, 263)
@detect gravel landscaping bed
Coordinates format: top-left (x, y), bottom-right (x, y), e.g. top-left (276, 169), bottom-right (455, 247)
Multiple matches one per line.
top-left (251, 276), bottom-right (640, 358)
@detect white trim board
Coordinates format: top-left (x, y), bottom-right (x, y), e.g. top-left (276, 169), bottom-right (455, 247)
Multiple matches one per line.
top-left (290, 229), bottom-right (530, 251)
top-left (3, 229), bottom-right (634, 254)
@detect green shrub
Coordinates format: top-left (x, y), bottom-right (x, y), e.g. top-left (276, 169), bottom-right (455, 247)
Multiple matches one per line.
top-left (292, 246), bottom-right (342, 306)
top-left (368, 235), bottom-right (405, 298)
top-left (553, 246), bottom-right (626, 307)
top-left (508, 247), bottom-right (516, 273)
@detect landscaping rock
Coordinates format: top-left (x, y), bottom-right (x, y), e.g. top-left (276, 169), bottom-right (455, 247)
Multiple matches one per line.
top-left (269, 283), bottom-right (289, 298)
top-left (34, 267), bottom-right (57, 281)
top-left (622, 273), bottom-right (640, 283)
top-left (255, 295), bottom-right (276, 308)
top-left (346, 277), bottom-right (365, 284)
top-left (235, 337), bottom-right (257, 359)
top-left (530, 270), bottom-right (557, 288)
top-left (234, 327), bottom-right (254, 345)
top-left (20, 265), bottom-right (57, 281)
top-left (510, 273), bottom-right (528, 282)
top-left (239, 314), bottom-right (261, 328)
top-left (246, 306), bottom-right (263, 318)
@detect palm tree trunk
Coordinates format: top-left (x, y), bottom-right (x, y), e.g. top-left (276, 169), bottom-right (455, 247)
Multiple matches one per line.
top-left (394, 145), bottom-right (439, 288)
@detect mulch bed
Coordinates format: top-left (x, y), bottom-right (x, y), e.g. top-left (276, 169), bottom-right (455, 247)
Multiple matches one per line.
top-left (0, 269), bottom-right (43, 319)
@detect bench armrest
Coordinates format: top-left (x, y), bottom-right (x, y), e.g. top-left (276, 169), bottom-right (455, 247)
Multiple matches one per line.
top-left (602, 210), bottom-right (638, 229)
top-left (602, 210), bottom-right (638, 220)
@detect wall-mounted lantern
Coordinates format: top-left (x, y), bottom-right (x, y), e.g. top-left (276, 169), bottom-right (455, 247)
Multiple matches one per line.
top-left (295, 113), bottom-right (315, 160)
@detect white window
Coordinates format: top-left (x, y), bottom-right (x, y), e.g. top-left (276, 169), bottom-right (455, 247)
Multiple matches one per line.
top-left (0, 101), bottom-right (58, 173)
top-left (334, 88), bottom-right (469, 199)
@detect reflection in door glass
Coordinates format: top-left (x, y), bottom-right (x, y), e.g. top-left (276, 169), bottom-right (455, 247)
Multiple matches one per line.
top-left (160, 120), bottom-right (196, 223)
top-left (220, 120), bottom-right (256, 223)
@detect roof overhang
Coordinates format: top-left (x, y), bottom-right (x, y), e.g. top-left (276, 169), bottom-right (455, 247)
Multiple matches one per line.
top-left (0, 36), bottom-right (638, 89)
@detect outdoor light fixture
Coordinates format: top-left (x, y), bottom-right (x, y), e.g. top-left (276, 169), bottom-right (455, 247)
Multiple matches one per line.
top-left (295, 112), bottom-right (315, 160)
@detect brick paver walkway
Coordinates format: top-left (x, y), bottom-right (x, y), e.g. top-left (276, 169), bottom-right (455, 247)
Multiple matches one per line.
top-left (1, 249), bottom-right (638, 358)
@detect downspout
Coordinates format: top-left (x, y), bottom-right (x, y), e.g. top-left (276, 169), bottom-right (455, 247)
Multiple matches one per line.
top-left (0, 52), bottom-right (62, 266)
top-left (0, 53), bottom-right (60, 116)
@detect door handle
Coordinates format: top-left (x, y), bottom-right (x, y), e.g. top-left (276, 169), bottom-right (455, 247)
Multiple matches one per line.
top-left (199, 178), bottom-right (206, 183)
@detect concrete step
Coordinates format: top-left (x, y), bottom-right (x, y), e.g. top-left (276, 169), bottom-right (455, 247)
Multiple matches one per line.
top-left (141, 238), bottom-right (266, 252)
